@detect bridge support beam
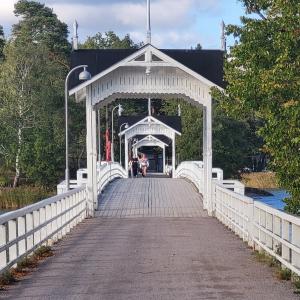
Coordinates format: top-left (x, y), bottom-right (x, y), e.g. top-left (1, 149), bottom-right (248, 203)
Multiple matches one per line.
top-left (203, 98), bottom-right (213, 216)
top-left (125, 136), bottom-right (129, 177)
top-left (163, 146), bottom-right (166, 174)
top-left (86, 86), bottom-right (97, 216)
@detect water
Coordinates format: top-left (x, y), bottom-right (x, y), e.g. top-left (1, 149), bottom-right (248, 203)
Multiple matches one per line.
top-left (252, 189), bottom-right (289, 210)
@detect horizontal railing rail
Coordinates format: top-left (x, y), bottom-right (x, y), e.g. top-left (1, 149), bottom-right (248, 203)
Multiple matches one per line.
top-left (0, 187), bottom-right (87, 274)
top-left (214, 183), bottom-right (253, 242)
top-left (97, 162), bottom-right (127, 194)
top-left (253, 201), bottom-right (300, 275)
top-left (176, 160), bottom-right (300, 276)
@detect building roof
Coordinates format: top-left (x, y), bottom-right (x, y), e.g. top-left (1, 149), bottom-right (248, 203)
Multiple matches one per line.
top-left (70, 48), bottom-right (224, 90)
top-left (133, 135), bottom-right (171, 146)
top-left (118, 115), bottom-right (182, 133)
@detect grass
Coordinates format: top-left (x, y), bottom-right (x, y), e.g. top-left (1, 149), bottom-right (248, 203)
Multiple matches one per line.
top-left (253, 250), bottom-right (280, 268)
top-left (0, 245), bottom-right (53, 289)
top-left (252, 249), bottom-right (300, 293)
top-left (0, 186), bottom-right (55, 210)
top-left (241, 172), bottom-right (279, 189)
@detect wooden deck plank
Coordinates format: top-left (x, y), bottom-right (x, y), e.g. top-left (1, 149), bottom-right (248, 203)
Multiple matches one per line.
top-left (96, 178), bottom-right (205, 218)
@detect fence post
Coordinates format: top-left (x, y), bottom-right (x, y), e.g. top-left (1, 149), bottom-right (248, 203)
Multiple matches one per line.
top-left (246, 200), bottom-right (254, 247)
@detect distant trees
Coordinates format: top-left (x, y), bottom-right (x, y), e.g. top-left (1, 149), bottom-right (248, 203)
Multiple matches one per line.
top-left (0, 0), bottom-right (274, 192)
top-left (213, 0), bottom-right (300, 213)
top-left (160, 99), bottom-right (260, 178)
top-left (0, 0), bottom-right (70, 187)
top-left (0, 25), bottom-right (4, 60)
top-left (80, 31), bottom-right (142, 49)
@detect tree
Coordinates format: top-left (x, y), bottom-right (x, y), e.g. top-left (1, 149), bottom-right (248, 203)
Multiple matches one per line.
top-left (191, 43), bottom-right (202, 50)
top-left (160, 99), bottom-right (259, 177)
top-left (0, 25), bottom-right (5, 60)
top-left (13, 0), bottom-right (70, 59)
top-left (213, 0), bottom-right (300, 213)
top-left (79, 31), bottom-right (142, 164)
top-left (80, 31), bottom-right (141, 49)
top-left (0, 0), bottom-right (70, 187)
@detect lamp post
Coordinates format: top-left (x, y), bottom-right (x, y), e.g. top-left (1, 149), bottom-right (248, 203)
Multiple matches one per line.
top-left (119, 123), bottom-right (129, 166)
top-left (65, 65), bottom-right (91, 191)
top-left (111, 104), bottom-right (124, 162)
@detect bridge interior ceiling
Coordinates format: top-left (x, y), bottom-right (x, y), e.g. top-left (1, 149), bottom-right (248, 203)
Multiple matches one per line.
top-left (85, 66), bottom-right (210, 109)
top-left (95, 93), bottom-right (203, 110)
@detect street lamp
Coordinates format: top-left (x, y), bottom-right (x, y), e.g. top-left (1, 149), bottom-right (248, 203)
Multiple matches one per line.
top-left (119, 123), bottom-right (129, 165)
top-left (111, 104), bottom-right (124, 162)
top-left (65, 65), bottom-right (91, 191)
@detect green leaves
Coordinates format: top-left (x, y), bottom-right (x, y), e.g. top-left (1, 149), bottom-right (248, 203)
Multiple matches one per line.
top-left (80, 31), bottom-right (141, 50)
top-left (217, 0), bottom-right (300, 213)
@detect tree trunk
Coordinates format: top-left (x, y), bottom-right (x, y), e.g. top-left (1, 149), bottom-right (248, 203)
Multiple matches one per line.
top-left (13, 126), bottom-right (22, 188)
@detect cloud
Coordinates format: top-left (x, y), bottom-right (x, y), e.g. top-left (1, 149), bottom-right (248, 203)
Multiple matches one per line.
top-left (49, 0), bottom-right (220, 47)
top-left (1, 0), bottom-right (225, 48)
top-left (0, 0), bottom-right (18, 34)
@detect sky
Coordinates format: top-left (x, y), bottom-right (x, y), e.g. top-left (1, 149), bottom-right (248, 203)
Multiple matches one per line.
top-left (0, 0), bottom-right (245, 49)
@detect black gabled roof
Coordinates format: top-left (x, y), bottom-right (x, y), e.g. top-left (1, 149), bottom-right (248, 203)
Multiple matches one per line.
top-left (70, 48), bottom-right (225, 89)
top-left (118, 115), bottom-right (182, 133)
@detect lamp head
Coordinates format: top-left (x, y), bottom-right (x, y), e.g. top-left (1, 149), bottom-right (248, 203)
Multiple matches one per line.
top-left (125, 123), bottom-right (129, 129)
top-left (118, 104), bottom-right (124, 116)
top-left (79, 66), bottom-right (91, 81)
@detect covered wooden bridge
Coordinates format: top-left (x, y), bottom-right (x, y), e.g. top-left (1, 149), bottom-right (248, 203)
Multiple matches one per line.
top-left (0, 4), bottom-right (300, 298)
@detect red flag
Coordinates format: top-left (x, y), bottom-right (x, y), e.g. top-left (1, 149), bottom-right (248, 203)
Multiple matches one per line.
top-left (105, 129), bottom-right (111, 161)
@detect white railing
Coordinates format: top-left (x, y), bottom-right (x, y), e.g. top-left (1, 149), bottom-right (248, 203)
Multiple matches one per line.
top-left (253, 202), bottom-right (300, 275)
top-left (215, 184), bottom-right (300, 275)
top-left (97, 162), bottom-right (127, 194)
top-left (175, 161), bottom-right (204, 193)
top-left (175, 161), bottom-right (224, 194)
top-left (214, 183), bottom-right (253, 242)
top-left (176, 160), bottom-right (300, 276)
top-left (0, 187), bottom-right (87, 274)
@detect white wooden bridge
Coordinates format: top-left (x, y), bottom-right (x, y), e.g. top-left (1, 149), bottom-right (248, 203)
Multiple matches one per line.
top-left (1, 2), bottom-right (299, 297)
top-left (0, 162), bottom-right (300, 299)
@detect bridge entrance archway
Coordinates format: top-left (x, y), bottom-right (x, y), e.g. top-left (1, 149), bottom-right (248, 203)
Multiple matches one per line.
top-left (69, 44), bottom-right (224, 216)
top-left (131, 135), bottom-right (168, 174)
top-left (119, 116), bottom-right (180, 176)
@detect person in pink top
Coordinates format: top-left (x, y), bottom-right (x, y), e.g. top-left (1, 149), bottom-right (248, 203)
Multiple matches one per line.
top-left (139, 153), bottom-right (149, 177)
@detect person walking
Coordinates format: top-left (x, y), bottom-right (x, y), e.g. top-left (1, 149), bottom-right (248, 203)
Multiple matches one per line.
top-left (140, 153), bottom-right (149, 177)
top-left (132, 156), bottom-right (139, 178)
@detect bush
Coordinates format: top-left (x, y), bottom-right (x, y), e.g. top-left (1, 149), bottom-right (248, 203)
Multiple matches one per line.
top-left (0, 186), bottom-right (55, 209)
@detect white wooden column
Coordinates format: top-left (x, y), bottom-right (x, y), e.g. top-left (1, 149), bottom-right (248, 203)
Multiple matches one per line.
top-left (172, 133), bottom-right (176, 178)
top-left (163, 146), bottom-right (166, 174)
top-left (203, 106), bottom-right (207, 210)
top-left (125, 134), bottom-right (129, 177)
top-left (97, 108), bottom-right (101, 162)
top-left (203, 99), bottom-right (213, 215)
top-left (86, 86), bottom-right (97, 216)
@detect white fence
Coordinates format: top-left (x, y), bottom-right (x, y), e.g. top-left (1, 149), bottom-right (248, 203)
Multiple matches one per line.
top-left (97, 162), bottom-right (128, 194)
top-left (175, 161), bottom-right (300, 276)
top-left (0, 162), bottom-right (127, 275)
top-left (0, 187), bottom-right (87, 274)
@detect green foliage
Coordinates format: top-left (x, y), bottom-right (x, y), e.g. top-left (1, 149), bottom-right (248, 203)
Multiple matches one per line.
top-left (0, 271), bottom-right (16, 286)
top-left (0, 0), bottom-right (71, 188)
top-left (80, 31), bottom-right (141, 49)
top-left (0, 25), bottom-right (4, 61)
top-left (214, 0), bottom-right (300, 212)
top-left (277, 268), bottom-right (292, 281)
top-left (161, 99), bottom-right (202, 162)
top-left (0, 186), bottom-right (54, 209)
top-left (13, 0), bottom-right (70, 57)
top-left (161, 99), bottom-right (259, 178)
